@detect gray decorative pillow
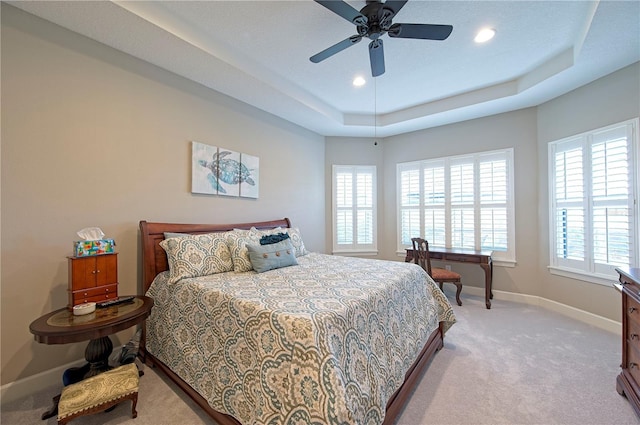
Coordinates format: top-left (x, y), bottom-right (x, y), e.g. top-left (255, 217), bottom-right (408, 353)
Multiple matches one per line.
top-left (159, 233), bottom-right (233, 284)
top-left (247, 239), bottom-right (298, 273)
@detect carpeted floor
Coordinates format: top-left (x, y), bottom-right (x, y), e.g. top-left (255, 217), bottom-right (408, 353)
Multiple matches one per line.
top-left (2, 291), bottom-right (638, 425)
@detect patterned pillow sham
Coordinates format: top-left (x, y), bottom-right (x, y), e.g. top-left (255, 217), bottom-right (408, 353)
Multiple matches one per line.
top-left (225, 231), bottom-right (261, 272)
top-left (159, 233), bottom-right (233, 284)
top-left (248, 226), bottom-right (307, 257)
top-left (247, 239), bottom-right (298, 273)
top-left (284, 227), bottom-right (308, 257)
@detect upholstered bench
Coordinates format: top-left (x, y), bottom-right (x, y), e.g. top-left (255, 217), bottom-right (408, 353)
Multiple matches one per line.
top-left (57, 363), bottom-right (139, 425)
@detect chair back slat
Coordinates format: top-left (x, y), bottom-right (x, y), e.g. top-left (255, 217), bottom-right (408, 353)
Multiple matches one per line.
top-left (411, 237), bottom-right (433, 275)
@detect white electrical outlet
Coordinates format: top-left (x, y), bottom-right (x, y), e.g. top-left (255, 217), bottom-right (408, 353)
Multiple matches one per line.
top-left (445, 265), bottom-right (451, 271)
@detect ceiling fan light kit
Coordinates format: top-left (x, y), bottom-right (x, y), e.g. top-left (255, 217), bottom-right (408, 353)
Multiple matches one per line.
top-left (310, 0), bottom-right (453, 77)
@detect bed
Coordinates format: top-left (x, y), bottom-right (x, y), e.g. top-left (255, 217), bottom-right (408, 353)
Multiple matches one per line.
top-left (140, 218), bottom-right (455, 425)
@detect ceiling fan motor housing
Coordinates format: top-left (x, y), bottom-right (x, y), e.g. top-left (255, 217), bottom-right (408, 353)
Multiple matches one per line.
top-left (310, 0), bottom-right (453, 77)
top-left (359, 1), bottom-right (395, 39)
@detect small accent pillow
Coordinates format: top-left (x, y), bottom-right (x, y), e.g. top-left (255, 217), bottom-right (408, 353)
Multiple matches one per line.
top-left (160, 233), bottom-right (233, 284)
top-left (247, 239), bottom-right (298, 273)
top-left (260, 232), bottom-right (290, 245)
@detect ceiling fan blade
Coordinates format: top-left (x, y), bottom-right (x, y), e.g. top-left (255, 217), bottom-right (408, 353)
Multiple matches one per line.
top-left (310, 35), bottom-right (362, 63)
top-left (388, 23), bottom-right (453, 40)
top-left (382, 0), bottom-right (408, 16)
top-left (314, 0), bottom-right (367, 25)
top-left (369, 39), bottom-right (385, 77)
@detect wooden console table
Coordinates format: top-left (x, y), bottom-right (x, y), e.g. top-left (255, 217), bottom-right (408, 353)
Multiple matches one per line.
top-left (405, 247), bottom-right (493, 309)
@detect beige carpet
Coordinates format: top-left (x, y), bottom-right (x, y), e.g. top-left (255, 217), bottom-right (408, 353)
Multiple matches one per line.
top-left (2, 291), bottom-right (638, 425)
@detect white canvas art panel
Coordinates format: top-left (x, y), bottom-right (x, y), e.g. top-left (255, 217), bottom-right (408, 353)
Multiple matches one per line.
top-left (191, 141), bottom-right (219, 195)
top-left (214, 149), bottom-right (241, 197)
top-left (240, 153), bottom-right (259, 199)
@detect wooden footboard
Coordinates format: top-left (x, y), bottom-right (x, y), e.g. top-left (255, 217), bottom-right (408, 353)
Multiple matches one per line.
top-left (139, 218), bottom-right (446, 424)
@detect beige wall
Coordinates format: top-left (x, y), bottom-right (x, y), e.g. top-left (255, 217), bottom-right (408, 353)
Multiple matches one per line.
top-left (536, 62), bottom-right (640, 320)
top-left (1, 5), bottom-right (325, 386)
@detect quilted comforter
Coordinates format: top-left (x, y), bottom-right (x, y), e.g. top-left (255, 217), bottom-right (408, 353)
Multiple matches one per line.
top-left (145, 253), bottom-right (455, 425)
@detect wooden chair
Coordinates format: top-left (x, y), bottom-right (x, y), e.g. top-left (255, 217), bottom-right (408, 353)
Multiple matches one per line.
top-left (411, 237), bottom-right (463, 306)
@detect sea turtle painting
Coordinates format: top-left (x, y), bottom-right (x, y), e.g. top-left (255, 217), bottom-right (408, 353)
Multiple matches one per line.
top-left (198, 150), bottom-right (255, 194)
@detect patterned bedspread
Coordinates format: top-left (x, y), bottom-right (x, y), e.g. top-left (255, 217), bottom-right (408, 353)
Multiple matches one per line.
top-left (146, 253), bottom-right (455, 425)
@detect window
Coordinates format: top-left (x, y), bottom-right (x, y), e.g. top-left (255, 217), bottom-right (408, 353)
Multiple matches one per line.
top-left (397, 149), bottom-right (515, 264)
top-left (549, 119), bottom-right (638, 285)
top-left (332, 165), bottom-right (377, 254)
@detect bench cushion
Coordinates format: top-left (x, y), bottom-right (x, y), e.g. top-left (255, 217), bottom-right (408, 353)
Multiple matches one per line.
top-left (58, 363), bottom-right (139, 421)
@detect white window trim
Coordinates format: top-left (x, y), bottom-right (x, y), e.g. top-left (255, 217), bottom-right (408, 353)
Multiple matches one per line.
top-left (396, 148), bottom-right (515, 264)
top-left (548, 118), bottom-right (639, 286)
top-left (332, 165), bottom-right (378, 255)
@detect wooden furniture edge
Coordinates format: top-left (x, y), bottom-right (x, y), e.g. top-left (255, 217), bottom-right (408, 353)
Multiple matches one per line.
top-left (30, 296), bottom-right (153, 344)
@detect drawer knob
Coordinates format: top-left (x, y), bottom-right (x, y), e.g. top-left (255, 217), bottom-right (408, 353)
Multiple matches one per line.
top-left (632, 334), bottom-right (639, 341)
top-left (630, 362), bottom-right (638, 369)
top-left (630, 307), bottom-right (637, 314)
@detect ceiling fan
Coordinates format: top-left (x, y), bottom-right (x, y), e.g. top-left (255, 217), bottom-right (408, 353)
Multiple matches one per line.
top-left (310, 0), bottom-right (453, 77)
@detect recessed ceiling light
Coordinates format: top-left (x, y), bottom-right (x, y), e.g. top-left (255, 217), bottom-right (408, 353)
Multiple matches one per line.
top-left (353, 76), bottom-right (366, 87)
top-left (474, 28), bottom-right (496, 43)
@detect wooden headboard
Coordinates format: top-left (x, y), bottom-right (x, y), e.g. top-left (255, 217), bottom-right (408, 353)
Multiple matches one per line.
top-left (139, 218), bottom-right (291, 293)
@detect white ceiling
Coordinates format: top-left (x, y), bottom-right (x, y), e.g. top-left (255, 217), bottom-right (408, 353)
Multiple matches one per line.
top-left (9, 1), bottom-right (640, 137)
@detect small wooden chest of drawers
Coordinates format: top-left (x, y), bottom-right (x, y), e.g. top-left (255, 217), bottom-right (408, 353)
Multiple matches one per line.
top-left (68, 253), bottom-right (118, 309)
top-left (616, 267), bottom-right (640, 418)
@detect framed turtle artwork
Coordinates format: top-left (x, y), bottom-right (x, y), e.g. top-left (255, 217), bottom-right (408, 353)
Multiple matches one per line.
top-left (239, 153), bottom-right (259, 199)
top-left (191, 141), bottom-right (259, 198)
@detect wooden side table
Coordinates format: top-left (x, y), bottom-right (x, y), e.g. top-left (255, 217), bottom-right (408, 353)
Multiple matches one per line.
top-left (29, 296), bottom-right (153, 420)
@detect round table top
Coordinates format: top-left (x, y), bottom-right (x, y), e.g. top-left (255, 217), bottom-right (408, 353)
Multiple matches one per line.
top-left (29, 296), bottom-right (154, 344)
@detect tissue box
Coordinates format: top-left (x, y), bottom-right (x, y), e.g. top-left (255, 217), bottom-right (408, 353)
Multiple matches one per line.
top-left (73, 239), bottom-right (116, 257)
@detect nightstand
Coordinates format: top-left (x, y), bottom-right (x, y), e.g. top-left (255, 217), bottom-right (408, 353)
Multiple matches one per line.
top-left (29, 296), bottom-right (153, 420)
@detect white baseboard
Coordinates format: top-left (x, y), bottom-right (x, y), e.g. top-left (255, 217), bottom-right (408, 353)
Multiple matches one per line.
top-left (2, 292), bottom-right (622, 406)
top-left (1, 358), bottom-right (85, 406)
top-left (461, 286), bottom-right (622, 335)
top-left (1, 343), bottom-right (127, 406)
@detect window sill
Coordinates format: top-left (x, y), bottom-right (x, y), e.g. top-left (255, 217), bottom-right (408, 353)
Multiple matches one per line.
top-left (548, 266), bottom-right (618, 287)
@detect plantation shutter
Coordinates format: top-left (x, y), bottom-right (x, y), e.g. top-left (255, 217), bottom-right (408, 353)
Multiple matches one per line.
top-left (397, 149), bottom-right (515, 263)
top-left (549, 119), bottom-right (637, 283)
top-left (333, 165), bottom-right (377, 253)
